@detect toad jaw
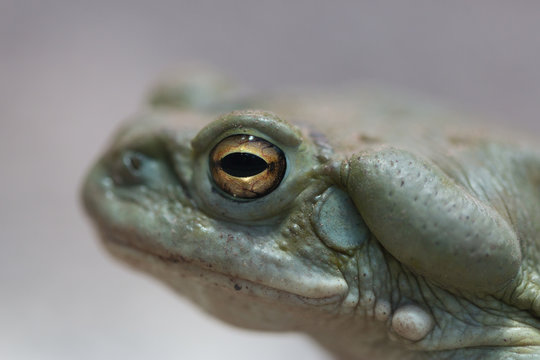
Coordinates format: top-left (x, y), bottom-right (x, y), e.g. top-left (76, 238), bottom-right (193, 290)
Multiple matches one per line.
top-left (82, 153), bottom-right (349, 307)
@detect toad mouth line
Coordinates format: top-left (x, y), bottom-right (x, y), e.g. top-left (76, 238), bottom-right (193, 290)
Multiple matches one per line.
top-left (103, 230), bottom-right (344, 307)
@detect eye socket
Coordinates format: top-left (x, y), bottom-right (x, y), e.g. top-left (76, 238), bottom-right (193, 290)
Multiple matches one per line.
top-left (210, 135), bottom-right (286, 199)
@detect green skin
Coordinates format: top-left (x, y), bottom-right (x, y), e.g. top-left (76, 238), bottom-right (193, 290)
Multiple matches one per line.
top-left (82, 71), bottom-right (540, 359)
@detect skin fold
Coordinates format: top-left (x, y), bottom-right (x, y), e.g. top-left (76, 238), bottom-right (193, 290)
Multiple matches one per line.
top-left (82, 70), bottom-right (540, 359)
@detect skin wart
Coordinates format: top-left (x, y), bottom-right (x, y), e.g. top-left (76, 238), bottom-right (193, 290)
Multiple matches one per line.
top-left (82, 69), bottom-right (540, 359)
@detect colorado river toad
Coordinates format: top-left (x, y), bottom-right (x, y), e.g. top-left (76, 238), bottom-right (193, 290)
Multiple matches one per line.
top-left (82, 71), bottom-right (540, 359)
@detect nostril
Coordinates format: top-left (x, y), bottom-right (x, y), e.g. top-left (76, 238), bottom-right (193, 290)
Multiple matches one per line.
top-left (124, 152), bottom-right (144, 173)
top-left (111, 151), bottom-right (148, 186)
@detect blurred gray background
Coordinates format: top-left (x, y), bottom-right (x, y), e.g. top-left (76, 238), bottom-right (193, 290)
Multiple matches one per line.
top-left (1, 1), bottom-right (539, 359)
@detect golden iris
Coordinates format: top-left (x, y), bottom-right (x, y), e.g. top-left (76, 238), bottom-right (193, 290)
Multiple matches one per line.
top-left (210, 135), bottom-right (286, 199)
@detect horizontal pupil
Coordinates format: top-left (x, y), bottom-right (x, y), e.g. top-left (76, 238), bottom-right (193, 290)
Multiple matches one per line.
top-left (220, 152), bottom-right (268, 177)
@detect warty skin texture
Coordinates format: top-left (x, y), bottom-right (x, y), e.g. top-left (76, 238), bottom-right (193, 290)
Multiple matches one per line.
top-left (82, 71), bottom-right (540, 359)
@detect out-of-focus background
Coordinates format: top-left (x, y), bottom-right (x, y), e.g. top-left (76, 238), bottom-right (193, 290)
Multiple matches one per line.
top-left (1, 1), bottom-right (539, 359)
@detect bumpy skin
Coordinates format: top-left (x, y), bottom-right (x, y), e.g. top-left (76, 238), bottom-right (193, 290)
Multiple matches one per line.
top-left (82, 71), bottom-right (540, 359)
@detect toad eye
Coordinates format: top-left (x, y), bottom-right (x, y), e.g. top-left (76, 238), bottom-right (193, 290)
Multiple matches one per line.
top-left (210, 135), bottom-right (286, 199)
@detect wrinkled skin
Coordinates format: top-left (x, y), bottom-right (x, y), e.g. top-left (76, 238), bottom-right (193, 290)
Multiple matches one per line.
top-left (82, 70), bottom-right (540, 359)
